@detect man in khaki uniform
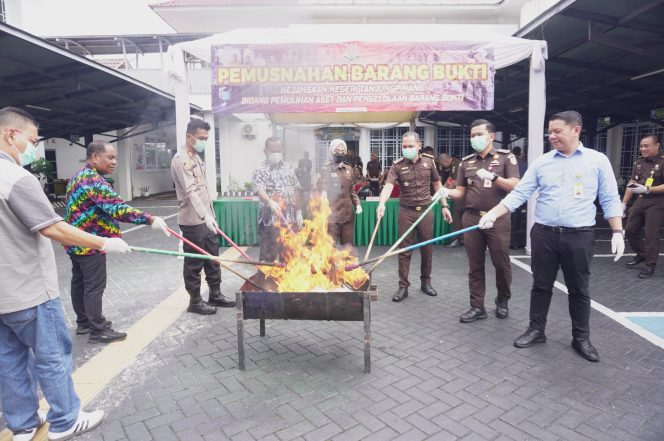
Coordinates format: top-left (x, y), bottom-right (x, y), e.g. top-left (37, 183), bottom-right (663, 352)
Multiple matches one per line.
top-left (171, 119), bottom-right (235, 315)
top-left (622, 134), bottom-right (664, 279)
top-left (377, 131), bottom-right (450, 302)
top-left (447, 119), bottom-right (520, 323)
top-left (438, 153), bottom-right (465, 248)
top-left (318, 139), bottom-right (362, 245)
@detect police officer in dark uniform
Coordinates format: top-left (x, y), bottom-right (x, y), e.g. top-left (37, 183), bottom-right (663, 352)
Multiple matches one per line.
top-left (318, 139), bottom-right (363, 245)
top-left (622, 134), bottom-right (664, 279)
top-left (366, 152), bottom-right (382, 196)
top-left (377, 131), bottom-right (450, 302)
top-left (438, 153), bottom-right (465, 248)
top-left (447, 119), bottom-right (520, 322)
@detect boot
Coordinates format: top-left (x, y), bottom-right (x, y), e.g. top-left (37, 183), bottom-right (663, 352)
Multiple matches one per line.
top-left (187, 291), bottom-right (216, 315)
top-left (208, 287), bottom-right (236, 307)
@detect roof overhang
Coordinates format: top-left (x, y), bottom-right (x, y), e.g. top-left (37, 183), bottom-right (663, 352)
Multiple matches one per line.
top-left (44, 33), bottom-right (212, 57)
top-left (0, 22), bottom-right (201, 140)
top-left (424, 0), bottom-right (664, 135)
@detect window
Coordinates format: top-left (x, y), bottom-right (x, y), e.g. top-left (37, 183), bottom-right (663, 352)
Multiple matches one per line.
top-left (435, 126), bottom-right (470, 159)
top-left (135, 138), bottom-right (171, 171)
top-left (0, 0), bottom-right (6, 23)
top-left (369, 126), bottom-right (424, 170)
top-left (620, 122), bottom-right (664, 179)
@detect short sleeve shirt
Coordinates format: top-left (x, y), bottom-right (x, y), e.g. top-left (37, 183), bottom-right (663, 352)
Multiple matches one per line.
top-left (457, 148), bottom-right (520, 211)
top-left (630, 155), bottom-right (664, 190)
top-left (0, 152), bottom-right (62, 313)
top-left (386, 154), bottom-right (440, 206)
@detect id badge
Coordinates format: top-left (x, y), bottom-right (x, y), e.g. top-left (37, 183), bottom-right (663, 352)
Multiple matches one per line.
top-left (483, 179), bottom-right (492, 188)
top-left (573, 182), bottom-right (584, 198)
top-left (645, 177), bottom-right (654, 188)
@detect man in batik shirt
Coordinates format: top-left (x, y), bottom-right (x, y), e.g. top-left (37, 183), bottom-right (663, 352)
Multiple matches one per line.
top-left (65, 141), bottom-right (169, 343)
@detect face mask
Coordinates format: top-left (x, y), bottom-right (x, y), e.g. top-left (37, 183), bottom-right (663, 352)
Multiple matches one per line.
top-left (470, 135), bottom-right (488, 153)
top-left (193, 140), bottom-right (206, 153)
top-left (402, 147), bottom-right (418, 161)
top-left (12, 135), bottom-right (37, 166)
top-left (268, 152), bottom-right (283, 165)
top-left (333, 154), bottom-right (346, 164)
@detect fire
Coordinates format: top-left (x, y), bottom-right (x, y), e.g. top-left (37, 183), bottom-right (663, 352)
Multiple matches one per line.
top-left (261, 196), bottom-right (369, 292)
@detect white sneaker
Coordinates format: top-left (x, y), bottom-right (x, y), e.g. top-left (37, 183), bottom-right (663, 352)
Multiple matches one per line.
top-left (47, 410), bottom-right (104, 441)
top-left (12, 409), bottom-right (47, 441)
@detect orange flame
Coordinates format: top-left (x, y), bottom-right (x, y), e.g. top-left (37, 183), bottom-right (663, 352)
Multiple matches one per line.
top-left (261, 196), bottom-right (369, 292)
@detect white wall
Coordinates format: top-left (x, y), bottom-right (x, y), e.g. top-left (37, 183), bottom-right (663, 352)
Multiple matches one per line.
top-left (43, 138), bottom-right (87, 180)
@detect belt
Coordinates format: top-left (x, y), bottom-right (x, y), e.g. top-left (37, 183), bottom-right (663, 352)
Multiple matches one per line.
top-left (399, 203), bottom-right (426, 211)
top-left (536, 223), bottom-right (593, 233)
top-left (464, 207), bottom-right (487, 216)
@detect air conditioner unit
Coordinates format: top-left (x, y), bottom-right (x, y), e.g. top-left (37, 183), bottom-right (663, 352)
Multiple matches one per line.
top-left (241, 124), bottom-right (256, 140)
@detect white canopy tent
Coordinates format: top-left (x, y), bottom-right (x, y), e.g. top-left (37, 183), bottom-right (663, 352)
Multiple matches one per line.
top-left (166, 25), bottom-right (547, 251)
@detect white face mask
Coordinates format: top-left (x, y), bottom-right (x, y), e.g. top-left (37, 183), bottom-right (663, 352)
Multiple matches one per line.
top-left (402, 147), bottom-right (418, 161)
top-left (268, 152), bottom-right (283, 165)
top-left (470, 135), bottom-right (488, 153)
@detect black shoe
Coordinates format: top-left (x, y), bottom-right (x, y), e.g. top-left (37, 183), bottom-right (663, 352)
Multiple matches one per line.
top-left (639, 266), bottom-right (655, 279)
top-left (514, 328), bottom-right (546, 348)
top-left (208, 288), bottom-right (236, 307)
top-left (76, 320), bottom-right (112, 335)
top-left (495, 297), bottom-right (509, 319)
top-left (187, 298), bottom-right (217, 315)
top-left (459, 307), bottom-right (488, 323)
top-left (392, 287), bottom-right (408, 302)
top-left (420, 283), bottom-right (437, 297)
top-left (445, 238), bottom-right (463, 248)
top-left (571, 338), bottom-right (599, 362)
top-left (626, 255), bottom-right (646, 268)
top-left (88, 328), bottom-right (127, 344)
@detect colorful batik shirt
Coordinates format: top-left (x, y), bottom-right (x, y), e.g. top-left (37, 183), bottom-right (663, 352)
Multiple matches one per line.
top-left (64, 165), bottom-right (151, 255)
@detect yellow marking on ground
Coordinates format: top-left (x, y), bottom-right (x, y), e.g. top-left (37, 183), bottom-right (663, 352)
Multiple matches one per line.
top-left (0, 246), bottom-right (247, 441)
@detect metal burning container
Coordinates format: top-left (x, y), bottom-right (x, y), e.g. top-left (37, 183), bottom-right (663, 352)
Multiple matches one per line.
top-left (236, 273), bottom-right (376, 373)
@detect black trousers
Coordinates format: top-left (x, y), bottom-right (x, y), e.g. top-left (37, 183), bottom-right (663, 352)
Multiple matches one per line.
top-left (181, 224), bottom-right (221, 295)
top-left (529, 223), bottom-right (595, 338)
top-left (259, 224), bottom-right (283, 263)
top-left (69, 253), bottom-right (108, 332)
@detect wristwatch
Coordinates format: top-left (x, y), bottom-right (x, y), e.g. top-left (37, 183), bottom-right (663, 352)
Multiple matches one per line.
top-left (491, 174), bottom-right (499, 182)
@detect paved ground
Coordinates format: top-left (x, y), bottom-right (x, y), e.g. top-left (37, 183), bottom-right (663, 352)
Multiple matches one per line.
top-left (2, 198), bottom-right (664, 441)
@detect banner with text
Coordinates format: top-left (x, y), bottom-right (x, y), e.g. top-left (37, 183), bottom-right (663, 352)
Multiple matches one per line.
top-left (211, 41), bottom-right (494, 114)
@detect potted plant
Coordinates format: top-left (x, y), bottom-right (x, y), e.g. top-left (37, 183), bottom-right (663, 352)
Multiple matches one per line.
top-left (30, 158), bottom-right (53, 194)
top-left (243, 181), bottom-right (254, 196)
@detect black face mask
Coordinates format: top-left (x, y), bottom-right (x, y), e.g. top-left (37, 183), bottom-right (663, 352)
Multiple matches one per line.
top-left (333, 155), bottom-right (346, 164)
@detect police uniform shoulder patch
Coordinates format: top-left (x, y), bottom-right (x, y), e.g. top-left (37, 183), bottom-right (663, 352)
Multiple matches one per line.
top-left (462, 153), bottom-right (475, 161)
top-left (496, 149), bottom-right (510, 154)
top-left (394, 157), bottom-right (405, 164)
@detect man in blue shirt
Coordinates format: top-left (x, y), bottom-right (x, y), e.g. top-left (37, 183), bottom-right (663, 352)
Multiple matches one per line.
top-left (478, 111), bottom-right (624, 362)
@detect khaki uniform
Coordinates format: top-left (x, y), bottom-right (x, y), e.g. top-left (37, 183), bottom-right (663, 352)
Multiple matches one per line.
top-left (171, 150), bottom-right (220, 295)
top-left (457, 148), bottom-right (520, 309)
top-left (318, 161), bottom-right (360, 245)
top-left (625, 154), bottom-right (664, 268)
top-left (439, 157), bottom-right (465, 230)
top-left (386, 153), bottom-right (441, 288)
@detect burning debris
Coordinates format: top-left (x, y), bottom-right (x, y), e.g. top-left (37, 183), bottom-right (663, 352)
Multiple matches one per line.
top-left (258, 195), bottom-right (369, 292)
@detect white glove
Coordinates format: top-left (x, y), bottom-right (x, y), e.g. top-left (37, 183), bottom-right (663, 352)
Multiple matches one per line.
top-left (101, 237), bottom-right (131, 254)
top-left (621, 203), bottom-right (627, 218)
top-left (434, 187), bottom-right (450, 201)
top-left (268, 199), bottom-right (282, 215)
top-left (376, 203), bottom-right (386, 219)
top-left (355, 205), bottom-right (363, 215)
top-left (629, 184), bottom-right (649, 194)
top-left (611, 232), bottom-right (625, 262)
top-left (150, 216), bottom-right (170, 237)
top-left (204, 214), bottom-right (217, 233)
top-left (478, 211), bottom-right (497, 229)
top-left (476, 168), bottom-right (496, 181)
top-left (296, 210), bottom-right (304, 228)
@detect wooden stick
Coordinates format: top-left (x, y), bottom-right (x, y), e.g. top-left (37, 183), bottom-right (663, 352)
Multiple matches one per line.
top-left (345, 225), bottom-right (479, 272)
top-left (366, 191), bottom-right (444, 274)
top-left (363, 215), bottom-right (383, 262)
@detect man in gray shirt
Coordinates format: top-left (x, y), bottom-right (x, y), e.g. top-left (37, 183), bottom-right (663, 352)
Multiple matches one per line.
top-left (0, 107), bottom-right (130, 440)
